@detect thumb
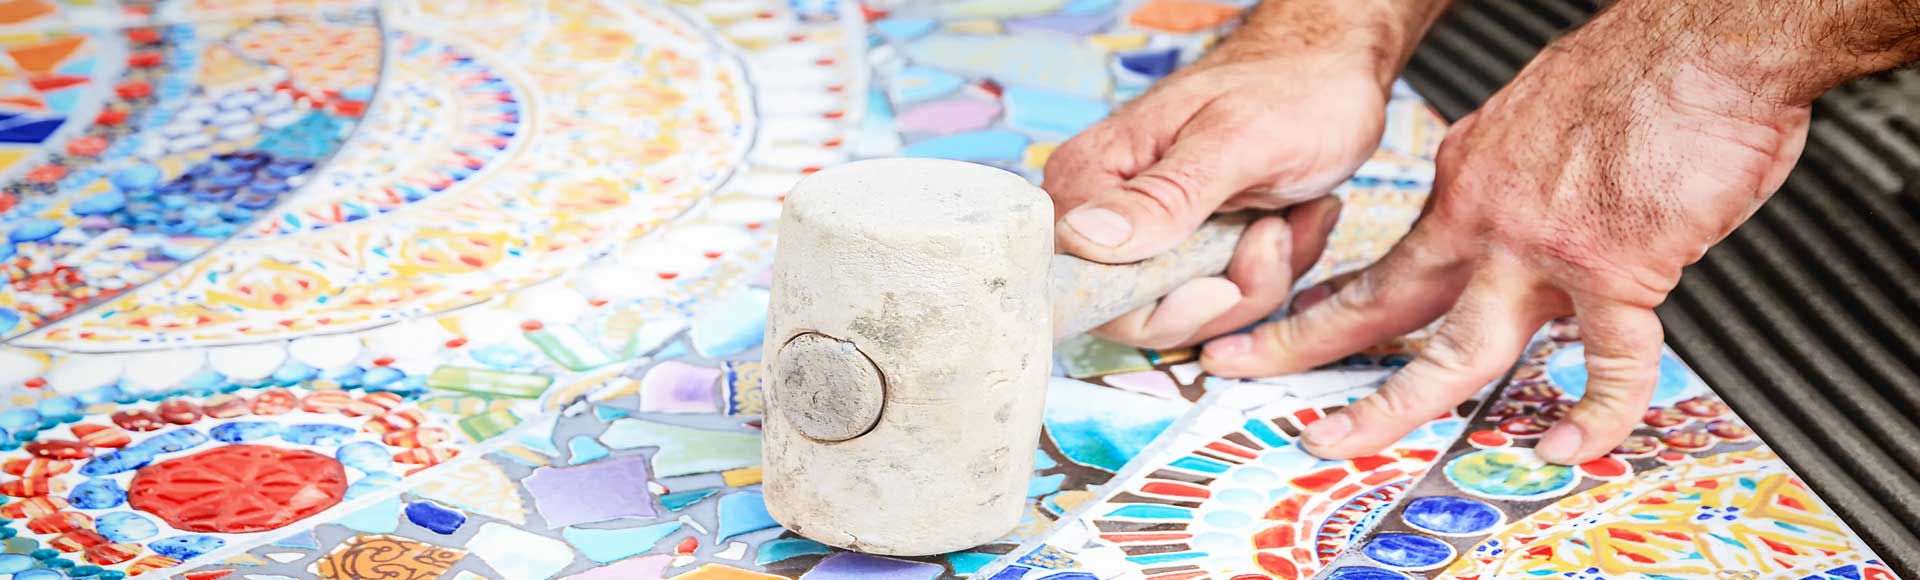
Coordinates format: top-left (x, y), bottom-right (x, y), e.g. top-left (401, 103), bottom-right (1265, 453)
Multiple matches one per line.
top-left (1056, 129), bottom-right (1273, 264)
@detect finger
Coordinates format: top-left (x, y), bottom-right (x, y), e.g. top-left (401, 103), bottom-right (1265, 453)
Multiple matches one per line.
top-left (1290, 270), bottom-right (1361, 313)
top-left (1182, 196), bottom-right (1342, 344)
top-left (1534, 298), bottom-right (1664, 464)
top-left (1089, 277), bottom-right (1243, 349)
top-left (1056, 108), bottom-right (1281, 264)
top-left (1200, 224), bottom-right (1470, 377)
top-left (1299, 264), bottom-right (1551, 459)
top-left (1283, 196), bottom-right (1343, 283)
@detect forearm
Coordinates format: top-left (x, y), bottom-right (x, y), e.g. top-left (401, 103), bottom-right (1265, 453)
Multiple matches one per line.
top-left (1210, 0), bottom-right (1454, 90)
top-left (1575, 0), bottom-right (1920, 106)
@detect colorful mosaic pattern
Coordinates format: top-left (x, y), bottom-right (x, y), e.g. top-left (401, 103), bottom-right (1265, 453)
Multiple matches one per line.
top-left (1292, 319), bottom-right (1885, 580)
top-left (0, 9), bottom-right (375, 338)
top-left (0, 1), bottom-right (1888, 580)
top-left (988, 369), bottom-right (1485, 580)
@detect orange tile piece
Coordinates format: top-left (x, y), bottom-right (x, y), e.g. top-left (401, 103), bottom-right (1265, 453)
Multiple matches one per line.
top-left (0, 0), bottom-right (53, 24)
top-left (8, 36), bottom-right (86, 75)
top-left (1128, 0), bottom-right (1241, 33)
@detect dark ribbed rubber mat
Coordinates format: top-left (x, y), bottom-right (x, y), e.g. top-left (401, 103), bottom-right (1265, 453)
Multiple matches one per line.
top-left (1401, 1), bottom-right (1920, 575)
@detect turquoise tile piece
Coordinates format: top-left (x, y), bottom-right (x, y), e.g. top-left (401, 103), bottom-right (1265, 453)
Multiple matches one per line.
top-left (563, 522), bottom-right (682, 563)
top-left (717, 492), bottom-right (780, 542)
top-left (757, 538), bottom-right (832, 566)
top-left (660, 488), bottom-right (720, 512)
top-left (902, 130), bottom-right (1030, 162)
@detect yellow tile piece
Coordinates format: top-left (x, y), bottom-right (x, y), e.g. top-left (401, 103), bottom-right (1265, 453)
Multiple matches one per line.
top-left (1047, 490), bottom-right (1097, 514)
top-left (497, 445), bottom-right (552, 467)
top-left (944, 19), bottom-right (1002, 34)
top-left (672, 564), bottom-right (786, 580)
top-left (1087, 33), bottom-right (1149, 51)
top-left (722, 466), bottom-right (763, 487)
top-left (1025, 142), bottom-right (1059, 169)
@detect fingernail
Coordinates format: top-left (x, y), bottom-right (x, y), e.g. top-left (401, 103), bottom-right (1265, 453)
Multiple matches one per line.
top-left (1293, 284), bottom-right (1333, 311)
top-left (1302, 413), bottom-right (1352, 449)
top-left (1062, 207), bottom-right (1132, 247)
top-left (1535, 423), bottom-right (1586, 464)
top-left (1203, 334), bottom-right (1252, 358)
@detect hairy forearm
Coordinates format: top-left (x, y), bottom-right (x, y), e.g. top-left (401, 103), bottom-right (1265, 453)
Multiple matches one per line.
top-left (1212, 0), bottom-right (1454, 90)
top-left (1576, 0), bottom-right (1920, 105)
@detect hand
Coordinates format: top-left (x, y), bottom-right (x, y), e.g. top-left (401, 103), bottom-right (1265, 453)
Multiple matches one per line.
top-left (1200, 5), bottom-right (1815, 465)
top-left (1044, 13), bottom-right (1404, 349)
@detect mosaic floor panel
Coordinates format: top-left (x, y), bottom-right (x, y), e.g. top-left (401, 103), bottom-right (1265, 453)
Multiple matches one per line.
top-left (0, 0), bottom-right (1888, 579)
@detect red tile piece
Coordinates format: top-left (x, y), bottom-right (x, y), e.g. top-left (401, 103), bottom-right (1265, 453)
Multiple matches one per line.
top-left (128, 444), bottom-right (349, 533)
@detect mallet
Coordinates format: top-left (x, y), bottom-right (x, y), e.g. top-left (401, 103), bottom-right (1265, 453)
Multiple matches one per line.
top-left (763, 158), bottom-right (1251, 555)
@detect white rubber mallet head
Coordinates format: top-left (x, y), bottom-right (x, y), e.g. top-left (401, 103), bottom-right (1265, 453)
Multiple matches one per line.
top-left (763, 158), bottom-right (1249, 555)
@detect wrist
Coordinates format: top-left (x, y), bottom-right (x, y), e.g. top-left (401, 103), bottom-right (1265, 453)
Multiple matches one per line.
top-left (1585, 0), bottom-right (1920, 107)
top-left (1214, 0), bottom-right (1448, 92)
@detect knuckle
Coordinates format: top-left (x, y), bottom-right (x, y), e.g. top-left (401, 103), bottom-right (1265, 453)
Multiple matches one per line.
top-left (1417, 325), bottom-right (1483, 377)
top-left (1582, 356), bottom-right (1660, 399)
top-left (1127, 165), bottom-right (1210, 219)
top-left (1353, 383), bottom-right (1418, 426)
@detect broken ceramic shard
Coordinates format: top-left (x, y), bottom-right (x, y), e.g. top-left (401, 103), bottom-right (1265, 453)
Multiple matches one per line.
top-left (523, 455), bottom-right (659, 527)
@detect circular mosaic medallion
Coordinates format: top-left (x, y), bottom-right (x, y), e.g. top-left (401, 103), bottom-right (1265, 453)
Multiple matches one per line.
top-left (127, 444), bottom-right (348, 533)
top-left (1442, 448), bottom-right (1577, 501)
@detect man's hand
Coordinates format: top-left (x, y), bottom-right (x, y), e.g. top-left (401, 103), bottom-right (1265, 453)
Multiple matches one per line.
top-left (1202, 0), bottom-right (1920, 465)
top-left (1044, 0), bottom-right (1447, 349)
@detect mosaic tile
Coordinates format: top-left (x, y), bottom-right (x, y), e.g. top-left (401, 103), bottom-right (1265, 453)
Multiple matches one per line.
top-left (0, 1), bottom-right (1879, 580)
top-left (523, 455), bottom-right (659, 527)
top-left (311, 534), bottom-right (463, 580)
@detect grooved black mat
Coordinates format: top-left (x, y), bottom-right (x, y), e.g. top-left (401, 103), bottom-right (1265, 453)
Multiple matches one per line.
top-left (1400, 1), bottom-right (1920, 576)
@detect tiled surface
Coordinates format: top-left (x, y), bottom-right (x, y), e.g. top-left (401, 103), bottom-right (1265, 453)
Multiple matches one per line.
top-left (0, 1), bottom-right (1887, 580)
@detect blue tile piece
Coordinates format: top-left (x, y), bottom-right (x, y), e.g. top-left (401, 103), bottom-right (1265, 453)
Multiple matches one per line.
top-left (8, 220), bottom-right (61, 243)
top-left (689, 288), bottom-right (769, 358)
top-left (1119, 48), bottom-right (1179, 78)
top-left (95, 513), bottom-right (158, 543)
top-left (562, 522), bottom-right (680, 563)
top-left (0, 409), bottom-right (37, 432)
top-left (1060, 0), bottom-right (1115, 14)
top-left (69, 479), bottom-right (126, 509)
top-left (210, 421), bottom-right (280, 443)
top-left (280, 423), bottom-right (355, 446)
top-left (756, 538), bottom-right (832, 565)
top-left (802, 552), bottom-right (943, 579)
top-left (889, 67), bottom-right (966, 105)
top-left (716, 492), bottom-right (780, 542)
top-left (404, 501), bottom-right (467, 535)
top-left (1042, 379), bottom-right (1180, 472)
top-left (567, 436), bottom-right (610, 465)
top-left (874, 18), bottom-right (936, 42)
top-left (902, 130), bottom-right (1031, 162)
top-left (1360, 533), bottom-right (1455, 570)
top-left (336, 441), bottom-right (392, 473)
top-left (1003, 87), bottom-right (1110, 137)
top-left (905, 34), bottom-right (1111, 99)
top-left (659, 488), bottom-right (719, 512)
top-left (337, 496), bottom-right (401, 534)
top-left (0, 553), bottom-right (30, 573)
top-left (593, 405), bottom-right (629, 421)
top-left (1027, 473), bottom-right (1065, 497)
top-left (1401, 496), bottom-right (1503, 536)
top-left (149, 535), bottom-right (225, 560)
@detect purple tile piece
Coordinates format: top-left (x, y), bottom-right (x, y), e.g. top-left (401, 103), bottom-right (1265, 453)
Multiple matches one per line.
top-left (1004, 13), bottom-right (1111, 36)
top-left (639, 361), bottom-right (724, 413)
top-left (800, 552), bottom-right (943, 580)
top-left (558, 554), bottom-right (669, 580)
top-left (897, 98), bottom-right (1002, 136)
top-left (522, 455), bottom-right (658, 527)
